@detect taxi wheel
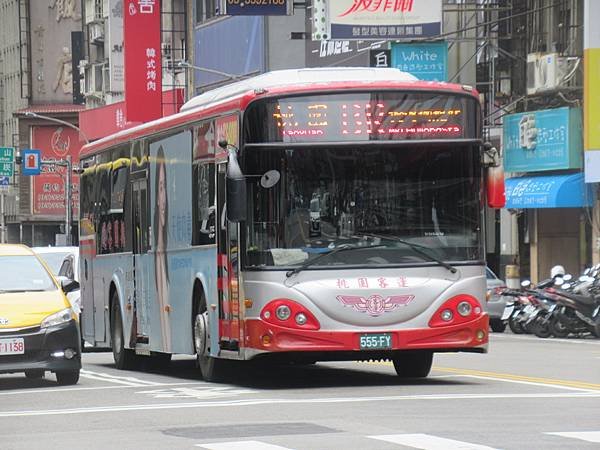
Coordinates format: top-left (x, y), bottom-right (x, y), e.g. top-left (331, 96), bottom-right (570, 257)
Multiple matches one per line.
top-left (24, 370), bottom-right (44, 379)
top-left (56, 369), bottom-right (80, 385)
top-left (392, 351), bottom-right (433, 378)
top-left (111, 296), bottom-right (138, 370)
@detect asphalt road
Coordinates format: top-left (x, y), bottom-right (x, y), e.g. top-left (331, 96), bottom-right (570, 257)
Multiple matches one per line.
top-left (1, 333), bottom-right (599, 450)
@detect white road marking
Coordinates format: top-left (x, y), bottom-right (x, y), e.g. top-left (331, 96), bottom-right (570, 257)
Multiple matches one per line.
top-left (369, 433), bottom-right (500, 449)
top-left (80, 369), bottom-right (164, 386)
top-left (0, 392), bottom-right (598, 417)
top-left (546, 431), bottom-right (600, 443)
top-left (0, 382), bottom-right (208, 396)
top-left (136, 386), bottom-right (256, 399)
top-left (195, 441), bottom-right (293, 450)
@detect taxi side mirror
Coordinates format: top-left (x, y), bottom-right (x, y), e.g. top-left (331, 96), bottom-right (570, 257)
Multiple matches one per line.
top-left (57, 276), bottom-right (80, 294)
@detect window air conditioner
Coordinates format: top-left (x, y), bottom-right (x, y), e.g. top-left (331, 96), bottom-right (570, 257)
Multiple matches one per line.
top-left (89, 22), bottom-right (105, 44)
top-left (526, 53), bottom-right (567, 95)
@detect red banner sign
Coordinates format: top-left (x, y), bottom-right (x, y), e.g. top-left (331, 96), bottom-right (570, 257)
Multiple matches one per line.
top-left (31, 126), bottom-right (81, 217)
top-left (124, 0), bottom-right (162, 122)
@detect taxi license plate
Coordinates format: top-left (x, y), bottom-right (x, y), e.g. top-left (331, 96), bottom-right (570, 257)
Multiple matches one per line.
top-left (359, 333), bottom-right (392, 350)
top-left (0, 338), bottom-right (25, 355)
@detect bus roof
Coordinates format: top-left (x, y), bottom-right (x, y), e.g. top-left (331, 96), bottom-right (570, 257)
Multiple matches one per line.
top-left (80, 67), bottom-right (478, 158)
top-left (179, 67), bottom-right (419, 112)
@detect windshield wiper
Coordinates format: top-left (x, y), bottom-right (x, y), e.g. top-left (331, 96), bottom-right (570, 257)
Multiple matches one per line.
top-left (285, 243), bottom-right (386, 278)
top-left (359, 233), bottom-right (457, 274)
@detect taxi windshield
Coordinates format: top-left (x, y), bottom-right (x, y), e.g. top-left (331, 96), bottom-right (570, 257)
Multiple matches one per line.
top-left (0, 256), bottom-right (57, 292)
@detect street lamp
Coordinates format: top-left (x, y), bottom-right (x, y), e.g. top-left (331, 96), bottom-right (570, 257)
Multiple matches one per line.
top-left (177, 60), bottom-right (241, 82)
top-left (23, 111), bottom-right (87, 246)
top-left (24, 111), bottom-right (90, 145)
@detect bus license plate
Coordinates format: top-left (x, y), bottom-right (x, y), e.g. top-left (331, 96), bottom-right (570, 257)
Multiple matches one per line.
top-left (0, 338), bottom-right (25, 355)
top-left (359, 333), bottom-right (392, 350)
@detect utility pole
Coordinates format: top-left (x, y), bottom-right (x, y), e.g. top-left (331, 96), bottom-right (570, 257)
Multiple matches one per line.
top-left (0, 193), bottom-right (5, 243)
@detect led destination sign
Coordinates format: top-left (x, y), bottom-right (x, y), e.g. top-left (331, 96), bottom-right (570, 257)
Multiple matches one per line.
top-left (245, 93), bottom-right (478, 143)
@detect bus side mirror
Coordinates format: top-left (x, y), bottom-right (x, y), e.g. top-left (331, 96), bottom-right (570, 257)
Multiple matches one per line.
top-left (226, 149), bottom-right (247, 222)
top-left (486, 166), bottom-right (505, 208)
top-left (482, 143), bottom-right (505, 208)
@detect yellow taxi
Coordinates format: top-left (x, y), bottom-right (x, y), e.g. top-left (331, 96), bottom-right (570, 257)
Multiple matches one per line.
top-left (0, 244), bottom-right (81, 385)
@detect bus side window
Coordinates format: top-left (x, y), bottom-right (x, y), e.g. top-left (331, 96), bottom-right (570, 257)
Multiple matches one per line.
top-left (193, 162), bottom-right (215, 245)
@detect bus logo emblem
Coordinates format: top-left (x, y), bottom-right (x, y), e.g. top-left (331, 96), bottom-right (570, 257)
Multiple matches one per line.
top-left (336, 294), bottom-right (414, 316)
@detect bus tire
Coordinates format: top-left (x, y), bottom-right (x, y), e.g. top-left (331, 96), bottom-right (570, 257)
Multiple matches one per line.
top-left (193, 290), bottom-right (224, 382)
top-left (111, 295), bottom-right (138, 370)
top-left (392, 351), bottom-right (433, 378)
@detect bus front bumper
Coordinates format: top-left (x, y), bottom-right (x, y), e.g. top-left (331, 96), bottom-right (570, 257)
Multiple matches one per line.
top-left (243, 313), bottom-right (489, 357)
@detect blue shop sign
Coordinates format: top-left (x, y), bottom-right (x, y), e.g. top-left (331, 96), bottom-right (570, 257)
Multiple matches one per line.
top-left (503, 107), bottom-right (582, 173)
top-left (391, 41), bottom-right (448, 81)
top-left (505, 173), bottom-right (594, 209)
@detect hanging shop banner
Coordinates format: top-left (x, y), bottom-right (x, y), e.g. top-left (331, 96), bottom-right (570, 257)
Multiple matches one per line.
top-left (31, 126), bottom-right (81, 217)
top-left (124, 0), bottom-right (162, 122)
top-left (219, 0), bottom-right (292, 16)
top-left (583, 0), bottom-right (600, 182)
top-left (392, 41), bottom-right (448, 81)
top-left (312, 0), bottom-right (442, 41)
top-left (503, 107), bottom-right (583, 173)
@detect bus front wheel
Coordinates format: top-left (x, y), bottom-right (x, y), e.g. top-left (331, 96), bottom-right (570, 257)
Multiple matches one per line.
top-left (392, 351), bottom-right (433, 378)
top-left (193, 293), bottom-right (224, 382)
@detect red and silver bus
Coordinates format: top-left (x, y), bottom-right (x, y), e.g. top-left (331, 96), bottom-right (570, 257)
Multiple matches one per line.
top-left (79, 67), bottom-right (493, 381)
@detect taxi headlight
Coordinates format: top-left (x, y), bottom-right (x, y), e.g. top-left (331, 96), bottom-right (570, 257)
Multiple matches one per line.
top-left (41, 308), bottom-right (74, 329)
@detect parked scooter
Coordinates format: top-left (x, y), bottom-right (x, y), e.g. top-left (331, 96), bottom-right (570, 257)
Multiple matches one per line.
top-left (544, 272), bottom-right (600, 338)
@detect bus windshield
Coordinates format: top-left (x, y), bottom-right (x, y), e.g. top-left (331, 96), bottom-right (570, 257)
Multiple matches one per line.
top-left (244, 144), bottom-right (483, 269)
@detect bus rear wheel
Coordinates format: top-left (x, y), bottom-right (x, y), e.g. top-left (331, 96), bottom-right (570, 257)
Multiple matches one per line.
top-left (193, 292), bottom-right (224, 382)
top-left (392, 351), bottom-right (433, 378)
top-left (111, 296), bottom-right (138, 370)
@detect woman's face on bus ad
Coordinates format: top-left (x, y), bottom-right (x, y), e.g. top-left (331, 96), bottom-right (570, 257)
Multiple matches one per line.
top-left (158, 163), bottom-right (167, 227)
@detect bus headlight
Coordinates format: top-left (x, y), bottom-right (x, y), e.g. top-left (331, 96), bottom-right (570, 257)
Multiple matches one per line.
top-left (276, 305), bottom-right (291, 321)
top-left (457, 301), bottom-right (472, 317)
top-left (295, 313), bottom-right (307, 325)
top-left (440, 309), bottom-right (453, 321)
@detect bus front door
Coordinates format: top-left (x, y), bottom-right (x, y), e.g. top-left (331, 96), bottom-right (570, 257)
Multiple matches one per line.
top-left (216, 163), bottom-right (241, 350)
top-left (132, 177), bottom-right (151, 342)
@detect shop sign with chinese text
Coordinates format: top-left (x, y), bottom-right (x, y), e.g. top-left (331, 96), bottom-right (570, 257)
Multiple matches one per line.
top-left (31, 126), bottom-right (81, 217)
top-left (313, 0), bottom-right (442, 41)
top-left (124, 0), bottom-right (162, 122)
top-left (503, 107), bottom-right (583, 173)
top-left (392, 41), bottom-right (448, 81)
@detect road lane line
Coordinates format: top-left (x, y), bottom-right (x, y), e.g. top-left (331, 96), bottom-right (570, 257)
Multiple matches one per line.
top-left (79, 373), bottom-right (146, 386)
top-left (195, 441), bottom-right (293, 450)
top-left (80, 370), bottom-right (163, 386)
top-left (492, 334), bottom-right (600, 346)
top-left (369, 433), bottom-right (500, 450)
top-left (546, 431), bottom-right (600, 444)
top-left (433, 367), bottom-right (600, 391)
top-left (0, 382), bottom-right (208, 396)
top-left (0, 392), bottom-right (598, 417)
